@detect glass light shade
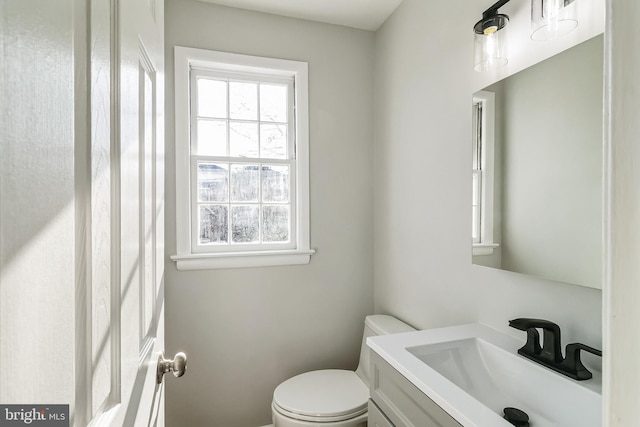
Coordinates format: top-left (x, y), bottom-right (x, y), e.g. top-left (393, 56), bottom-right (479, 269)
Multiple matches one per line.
top-left (531, 0), bottom-right (578, 41)
top-left (474, 28), bottom-right (508, 72)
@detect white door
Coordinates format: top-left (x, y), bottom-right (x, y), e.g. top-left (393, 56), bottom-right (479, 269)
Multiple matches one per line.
top-left (93, 0), bottom-right (173, 424)
top-left (0, 1), bottom-right (179, 426)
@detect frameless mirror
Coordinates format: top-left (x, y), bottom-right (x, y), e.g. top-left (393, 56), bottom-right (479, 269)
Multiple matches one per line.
top-left (472, 34), bottom-right (603, 289)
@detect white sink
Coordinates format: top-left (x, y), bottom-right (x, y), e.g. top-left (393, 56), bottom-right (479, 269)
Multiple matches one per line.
top-left (367, 323), bottom-right (601, 427)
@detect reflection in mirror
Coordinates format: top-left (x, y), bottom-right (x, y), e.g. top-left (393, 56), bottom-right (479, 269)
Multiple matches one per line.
top-left (472, 34), bottom-right (603, 289)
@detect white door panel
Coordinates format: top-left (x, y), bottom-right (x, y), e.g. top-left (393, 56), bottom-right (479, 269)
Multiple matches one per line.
top-left (107, 0), bottom-right (167, 424)
top-left (84, 0), bottom-right (168, 424)
top-left (0, 0), bottom-right (169, 426)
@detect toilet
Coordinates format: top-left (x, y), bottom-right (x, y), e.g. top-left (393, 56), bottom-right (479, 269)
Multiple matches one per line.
top-left (271, 315), bottom-right (415, 427)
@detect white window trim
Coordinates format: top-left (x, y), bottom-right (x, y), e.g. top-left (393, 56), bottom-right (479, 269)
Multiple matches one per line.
top-left (472, 91), bottom-right (499, 256)
top-left (171, 46), bottom-right (314, 270)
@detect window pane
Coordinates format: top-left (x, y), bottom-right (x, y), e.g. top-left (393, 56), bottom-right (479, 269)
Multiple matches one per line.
top-left (231, 164), bottom-right (259, 202)
top-left (262, 165), bottom-right (289, 203)
top-left (260, 84), bottom-right (287, 122)
top-left (472, 206), bottom-right (479, 241)
top-left (263, 205), bottom-right (289, 242)
top-left (229, 81), bottom-right (257, 120)
top-left (260, 124), bottom-right (287, 159)
top-left (198, 78), bottom-right (227, 118)
top-left (230, 121), bottom-right (259, 157)
top-left (197, 119), bottom-right (227, 156)
top-left (198, 163), bottom-right (228, 202)
top-left (231, 205), bottom-right (259, 243)
top-left (199, 205), bottom-right (228, 244)
top-left (472, 171), bottom-right (479, 205)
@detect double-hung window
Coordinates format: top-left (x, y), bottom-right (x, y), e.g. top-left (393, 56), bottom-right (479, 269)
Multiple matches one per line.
top-left (172, 47), bottom-right (313, 270)
top-left (472, 91), bottom-right (499, 256)
top-left (472, 98), bottom-right (484, 244)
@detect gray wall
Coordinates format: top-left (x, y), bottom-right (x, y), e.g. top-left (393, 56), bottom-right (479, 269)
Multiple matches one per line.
top-left (500, 35), bottom-right (603, 288)
top-left (164, 1), bottom-right (375, 426)
top-left (373, 0), bottom-right (602, 352)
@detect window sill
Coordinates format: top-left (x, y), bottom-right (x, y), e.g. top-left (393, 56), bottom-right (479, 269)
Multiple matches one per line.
top-left (170, 249), bottom-right (316, 271)
top-left (473, 243), bottom-right (500, 256)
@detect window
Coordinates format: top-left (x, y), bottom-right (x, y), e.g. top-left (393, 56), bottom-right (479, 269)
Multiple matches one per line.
top-left (472, 100), bottom-right (483, 244)
top-left (472, 91), bottom-right (499, 256)
top-left (172, 47), bottom-right (314, 270)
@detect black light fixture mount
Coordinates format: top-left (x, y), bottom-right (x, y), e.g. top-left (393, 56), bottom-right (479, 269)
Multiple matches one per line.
top-left (474, 0), bottom-right (511, 37)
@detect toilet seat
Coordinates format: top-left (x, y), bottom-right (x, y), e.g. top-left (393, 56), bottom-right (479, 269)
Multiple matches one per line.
top-left (272, 370), bottom-right (368, 423)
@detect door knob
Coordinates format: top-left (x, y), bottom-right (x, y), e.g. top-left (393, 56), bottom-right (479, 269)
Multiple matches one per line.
top-left (157, 352), bottom-right (187, 384)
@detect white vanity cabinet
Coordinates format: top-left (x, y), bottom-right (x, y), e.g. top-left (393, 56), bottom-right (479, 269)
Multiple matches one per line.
top-left (369, 351), bottom-right (463, 427)
top-left (368, 399), bottom-right (394, 427)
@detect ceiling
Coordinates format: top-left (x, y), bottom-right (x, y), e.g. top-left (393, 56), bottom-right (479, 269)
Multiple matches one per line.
top-left (197, 0), bottom-right (405, 31)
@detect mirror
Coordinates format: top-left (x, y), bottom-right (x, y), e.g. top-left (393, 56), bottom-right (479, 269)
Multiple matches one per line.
top-left (472, 34), bottom-right (603, 289)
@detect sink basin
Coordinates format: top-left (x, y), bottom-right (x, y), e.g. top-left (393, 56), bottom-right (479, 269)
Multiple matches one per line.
top-left (367, 323), bottom-right (601, 427)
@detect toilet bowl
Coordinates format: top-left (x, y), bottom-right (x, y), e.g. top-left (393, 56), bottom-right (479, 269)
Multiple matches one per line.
top-left (271, 315), bottom-right (415, 427)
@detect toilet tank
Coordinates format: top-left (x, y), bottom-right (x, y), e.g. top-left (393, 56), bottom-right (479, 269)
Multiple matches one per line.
top-left (355, 315), bottom-right (415, 387)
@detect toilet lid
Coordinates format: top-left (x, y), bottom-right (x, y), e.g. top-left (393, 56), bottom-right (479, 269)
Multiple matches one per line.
top-left (273, 370), bottom-right (368, 420)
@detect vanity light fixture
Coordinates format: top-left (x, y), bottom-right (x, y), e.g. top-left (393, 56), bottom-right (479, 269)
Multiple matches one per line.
top-left (474, 0), bottom-right (510, 72)
top-left (531, 0), bottom-right (578, 41)
top-left (474, 0), bottom-right (579, 72)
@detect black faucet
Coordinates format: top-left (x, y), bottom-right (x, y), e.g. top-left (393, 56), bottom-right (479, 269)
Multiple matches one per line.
top-left (508, 318), bottom-right (602, 380)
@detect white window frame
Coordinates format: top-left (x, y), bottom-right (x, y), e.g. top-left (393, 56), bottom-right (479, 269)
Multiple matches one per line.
top-left (171, 47), bottom-right (314, 270)
top-left (472, 91), bottom-right (499, 256)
